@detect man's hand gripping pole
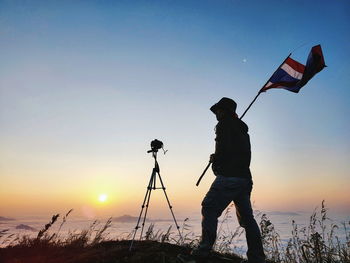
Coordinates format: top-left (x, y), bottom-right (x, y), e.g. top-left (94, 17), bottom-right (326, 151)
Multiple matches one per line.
top-left (196, 161), bottom-right (212, 186)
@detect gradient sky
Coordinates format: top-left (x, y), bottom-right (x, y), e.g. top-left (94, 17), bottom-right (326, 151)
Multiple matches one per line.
top-left (0, 0), bottom-right (349, 219)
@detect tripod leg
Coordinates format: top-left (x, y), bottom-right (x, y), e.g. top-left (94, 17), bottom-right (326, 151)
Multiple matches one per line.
top-left (156, 172), bottom-right (183, 243)
top-left (139, 168), bottom-right (156, 240)
top-left (129, 171), bottom-right (154, 251)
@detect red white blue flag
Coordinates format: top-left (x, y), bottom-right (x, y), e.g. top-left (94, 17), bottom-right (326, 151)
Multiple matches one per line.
top-left (260, 45), bottom-right (326, 93)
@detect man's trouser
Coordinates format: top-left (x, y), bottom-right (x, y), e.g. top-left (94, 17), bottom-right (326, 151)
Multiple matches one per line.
top-left (195, 175), bottom-right (265, 263)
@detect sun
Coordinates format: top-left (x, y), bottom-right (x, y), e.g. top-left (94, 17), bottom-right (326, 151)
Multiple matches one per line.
top-left (98, 194), bottom-right (108, 203)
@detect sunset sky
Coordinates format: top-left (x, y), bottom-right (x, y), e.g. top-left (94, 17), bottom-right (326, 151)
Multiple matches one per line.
top-left (0, 0), bottom-right (349, 219)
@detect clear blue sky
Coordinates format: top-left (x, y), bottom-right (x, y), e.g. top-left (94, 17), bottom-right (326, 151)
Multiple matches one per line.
top-left (0, 0), bottom-right (349, 217)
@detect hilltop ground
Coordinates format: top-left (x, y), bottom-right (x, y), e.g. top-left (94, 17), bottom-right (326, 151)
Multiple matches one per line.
top-left (0, 240), bottom-right (244, 263)
top-left (1, 202), bottom-right (348, 262)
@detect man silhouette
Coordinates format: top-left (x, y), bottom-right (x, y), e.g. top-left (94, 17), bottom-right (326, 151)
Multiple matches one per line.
top-left (178, 97), bottom-right (265, 263)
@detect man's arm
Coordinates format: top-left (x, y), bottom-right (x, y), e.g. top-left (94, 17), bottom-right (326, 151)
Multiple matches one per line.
top-left (212, 120), bottom-right (232, 164)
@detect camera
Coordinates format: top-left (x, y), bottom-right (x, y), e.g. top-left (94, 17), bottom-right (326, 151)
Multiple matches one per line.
top-left (150, 139), bottom-right (163, 151)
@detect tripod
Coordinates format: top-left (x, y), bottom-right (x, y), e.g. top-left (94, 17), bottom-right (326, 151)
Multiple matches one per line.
top-left (129, 149), bottom-right (183, 251)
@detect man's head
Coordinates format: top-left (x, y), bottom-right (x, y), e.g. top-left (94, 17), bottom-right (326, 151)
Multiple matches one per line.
top-left (210, 97), bottom-right (237, 121)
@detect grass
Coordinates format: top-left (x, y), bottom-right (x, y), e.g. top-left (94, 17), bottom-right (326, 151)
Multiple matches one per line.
top-left (0, 201), bottom-right (349, 263)
top-left (258, 201), bottom-right (350, 263)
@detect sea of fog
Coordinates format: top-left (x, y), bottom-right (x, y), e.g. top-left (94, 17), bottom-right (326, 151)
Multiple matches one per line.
top-left (1, 211), bottom-right (349, 256)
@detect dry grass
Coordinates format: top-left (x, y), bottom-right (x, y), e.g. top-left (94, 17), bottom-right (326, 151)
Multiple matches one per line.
top-left (0, 201), bottom-right (349, 263)
top-left (258, 200), bottom-right (350, 263)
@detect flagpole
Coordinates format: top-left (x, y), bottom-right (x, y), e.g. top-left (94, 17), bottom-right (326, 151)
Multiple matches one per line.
top-left (239, 91), bottom-right (262, 120)
top-left (240, 53), bottom-right (291, 120)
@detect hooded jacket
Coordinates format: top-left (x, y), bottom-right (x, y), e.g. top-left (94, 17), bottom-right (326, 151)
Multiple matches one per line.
top-left (212, 116), bottom-right (252, 179)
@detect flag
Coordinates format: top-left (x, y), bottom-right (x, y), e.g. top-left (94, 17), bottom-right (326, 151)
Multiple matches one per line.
top-left (296, 45), bottom-right (326, 88)
top-left (260, 45), bottom-right (326, 93)
top-left (260, 56), bottom-right (305, 93)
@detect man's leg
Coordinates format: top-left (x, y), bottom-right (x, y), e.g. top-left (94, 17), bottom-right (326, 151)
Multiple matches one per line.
top-left (234, 185), bottom-right (265, 263)
top-left (192, 177), bottom-right (233, 257)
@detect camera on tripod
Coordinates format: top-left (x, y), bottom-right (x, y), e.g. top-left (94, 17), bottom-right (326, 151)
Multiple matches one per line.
top-left (148, 139), bottom-right (164, 153)
top-left (130, 139), bottom-right (182, 251)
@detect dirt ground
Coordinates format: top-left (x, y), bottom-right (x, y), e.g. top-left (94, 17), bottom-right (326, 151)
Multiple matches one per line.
top-left (0, 240), bottom-right (244, 263)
